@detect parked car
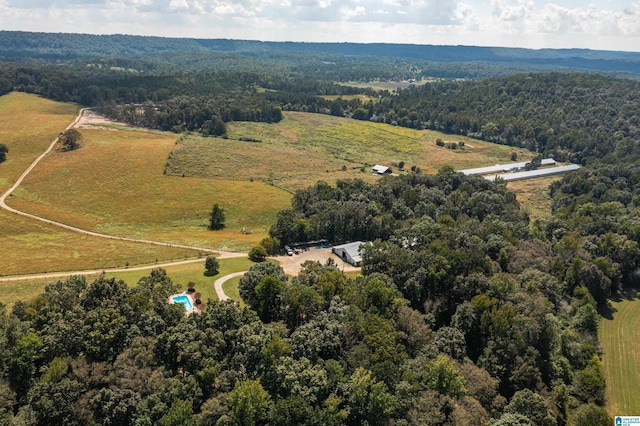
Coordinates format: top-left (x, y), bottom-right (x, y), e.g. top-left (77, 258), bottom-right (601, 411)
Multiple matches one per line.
top-left (284, 245), bottom-right (293, 256)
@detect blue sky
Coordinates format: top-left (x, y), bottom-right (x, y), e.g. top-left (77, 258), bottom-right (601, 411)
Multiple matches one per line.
top-left (1, 0), bottom-right (639, 52)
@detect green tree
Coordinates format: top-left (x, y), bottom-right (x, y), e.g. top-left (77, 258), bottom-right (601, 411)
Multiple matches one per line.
top-left (504, 389), bottom-right (556, 426)
top-left (239, 262), bottom-right (287, 308)
top-left (159, 399), bottom-right (197, 426)
top-left (568, 403), bottom-right (612, 426)
top-left (209, 203), bottom-right (225, 230)
top-left (425, 355), bottom-right (467, 399)
top-left (59, 128), bottom-right (82, 151)
top-left (90, 388), bottom-right (141, 426)
top-left (204, 255), bottom-right (219, 276)
top-left (249, 246), bottom-right (268, 262)
top-left (253, 276), bottom-right (285, 323)
top-left (0, 143), bottom-right (8, 162)
top-left (229, 379), bottom-right (271, 426)
top-left (259, 236), bottom-right (281, 255)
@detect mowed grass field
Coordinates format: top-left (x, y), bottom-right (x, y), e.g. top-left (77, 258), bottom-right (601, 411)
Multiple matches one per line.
top-left (8, 126), bottom-right (291, 251)
top-left (0, 93), bottom-right (200, 276)
top-left (599, 291), bottom-right (640, 416)
top-left (167, 111), bottom-right (534, 192)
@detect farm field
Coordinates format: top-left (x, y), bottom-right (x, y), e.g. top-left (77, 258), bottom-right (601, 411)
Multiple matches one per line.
top-left (7, 125), bottom-right (291, 251)
top-left (167, 111), bottom-right (534, 192)
top-left (599, 291), bottom-right (640, 416)
top-left (0, 93), bottom-right (200, 276)
top-left (0, 92), bottom-right (79, 194)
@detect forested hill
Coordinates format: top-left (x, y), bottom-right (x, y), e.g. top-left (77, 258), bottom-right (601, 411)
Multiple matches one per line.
top-left (2, 31), bottom-right (640, 76)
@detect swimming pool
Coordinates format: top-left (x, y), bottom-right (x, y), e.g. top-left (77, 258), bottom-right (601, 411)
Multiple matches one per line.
top-left (171, 294), bottom-right (193, 310)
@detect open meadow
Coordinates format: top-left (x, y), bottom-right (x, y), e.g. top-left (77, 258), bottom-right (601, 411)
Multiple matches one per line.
top-left (506, 175), bottom-right (562, 221)
top-left (166, 111), bottom-right (535, 192)
top-left (0, 92), bottom-right (79, 193)
top-left (0, 93), bottom-right (200, 277)
top-left (599, 291), bottom-right (640, 416)
top-left (7, 125), bottom-right (291, 251)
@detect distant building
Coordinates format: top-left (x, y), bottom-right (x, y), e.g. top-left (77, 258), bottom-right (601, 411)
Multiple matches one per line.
top-left (372, 165), bottom-right (391, 175)
top-left (459, 159), bottom-right (556, 176)
top-left (332, 241), bottom-right (367, 266)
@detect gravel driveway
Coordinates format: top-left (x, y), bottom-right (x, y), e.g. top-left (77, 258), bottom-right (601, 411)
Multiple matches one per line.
top-left (270, 247), bottom-right (361, 275)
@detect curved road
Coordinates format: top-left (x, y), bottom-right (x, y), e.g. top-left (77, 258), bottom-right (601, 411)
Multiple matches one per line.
top-left (0, 108), bottom-right (246, 281)
top-left (213, 271), bottom-right (247, 301)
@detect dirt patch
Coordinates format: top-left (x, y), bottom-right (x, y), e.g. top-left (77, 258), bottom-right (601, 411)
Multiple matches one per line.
top-left (270, 247), bottom-right (361, 276)
top-left (75, 110), bottom-right (128, 129)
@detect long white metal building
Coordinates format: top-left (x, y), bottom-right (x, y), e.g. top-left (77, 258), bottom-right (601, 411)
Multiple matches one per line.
top-left (459, 158), bottom-right (556, 175)
top-left (484, 164), bottom-right (581, 182)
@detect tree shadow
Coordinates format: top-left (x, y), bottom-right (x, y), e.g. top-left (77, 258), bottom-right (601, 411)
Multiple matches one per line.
top-left (602, 287), bottom-right (640, 319)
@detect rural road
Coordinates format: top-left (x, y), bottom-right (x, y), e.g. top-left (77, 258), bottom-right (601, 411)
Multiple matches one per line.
top-left (213, 271), bottom-right (247, 301)
top-left (0, 108), bottom-right (246, 280)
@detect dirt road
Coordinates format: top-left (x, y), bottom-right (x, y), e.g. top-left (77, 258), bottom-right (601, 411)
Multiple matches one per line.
top-left (0, 108), bottom-right (245, 280)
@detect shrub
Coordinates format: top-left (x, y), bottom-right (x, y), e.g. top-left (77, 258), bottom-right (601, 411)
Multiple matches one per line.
top-left (249, 246), bottom-right (268, 262)
top-left (259, 237), bottom-right (281, 256)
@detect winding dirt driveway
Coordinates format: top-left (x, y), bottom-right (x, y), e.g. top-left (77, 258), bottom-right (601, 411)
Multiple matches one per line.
top-left (0, 108), bottom-right (245, 282)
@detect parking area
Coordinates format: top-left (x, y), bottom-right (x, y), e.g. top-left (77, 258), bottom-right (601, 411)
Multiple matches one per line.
top-left (270, 246), bottom-right (361, 276)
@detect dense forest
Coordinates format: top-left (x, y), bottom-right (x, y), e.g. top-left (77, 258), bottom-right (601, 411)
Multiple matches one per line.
top-left (0, 170), bottom-right (617, 425)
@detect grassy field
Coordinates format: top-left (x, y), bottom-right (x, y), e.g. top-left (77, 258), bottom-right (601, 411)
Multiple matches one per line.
top-left (0, 257), bottom-right (254, 308)
top-left (599, 290), bottom-right (640, 416)
top-left (507, 175), bottom-right (562, 221)
top-left (7, 126), bottom-right (291, 251)
top-left (0, 93), bottom-right (201, 276)
top-left (0, 92), bottom-right (79, 193)
top-left (166, 111), bottom-right (534, 192)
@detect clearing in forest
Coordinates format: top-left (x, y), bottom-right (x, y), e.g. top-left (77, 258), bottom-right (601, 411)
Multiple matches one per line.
top-left (599, 291), bottom-right (640, 416)
top-left (166, 111), bottom-right (534, 192)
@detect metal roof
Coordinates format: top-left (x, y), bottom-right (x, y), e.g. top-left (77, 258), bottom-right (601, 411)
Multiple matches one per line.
top-left (459, 158), bottom-right (556, 175)
top-left (484, 164), bottom-right (581, 182)
top-left (332, 241), bottom-right (367, 263)
top-left (372, 165), bottom-right (390, 174)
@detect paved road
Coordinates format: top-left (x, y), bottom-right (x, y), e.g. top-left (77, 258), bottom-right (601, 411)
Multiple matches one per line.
top-left (213, 271), bottom-right (247, 301)
top-left (0, 108), bottom-right (246, 280)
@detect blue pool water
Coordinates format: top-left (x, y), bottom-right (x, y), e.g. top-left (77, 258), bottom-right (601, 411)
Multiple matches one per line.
top-left (172, 295), bottom-right (193, 310)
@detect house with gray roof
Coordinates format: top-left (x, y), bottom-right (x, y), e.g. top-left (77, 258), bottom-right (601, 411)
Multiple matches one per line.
top-left (332, 241), bottom-right (367, 266)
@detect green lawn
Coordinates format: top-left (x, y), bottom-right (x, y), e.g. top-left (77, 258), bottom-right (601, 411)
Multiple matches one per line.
top-left (599, 290), bottom-right (640, 416)
top-left (106, 256), bottom-right (255, 303)
top-left (0, 257), bottom-right (254, 308)
top-left (222, 276), bottom-right (244, 306)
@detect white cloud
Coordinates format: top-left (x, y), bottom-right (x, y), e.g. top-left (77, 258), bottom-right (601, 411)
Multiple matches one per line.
top-left (0, 0), bottom-right (639, 51)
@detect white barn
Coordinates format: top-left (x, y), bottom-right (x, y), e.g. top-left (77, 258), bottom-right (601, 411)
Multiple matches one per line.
top-left (372, 165), bottom-right (391, 175)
